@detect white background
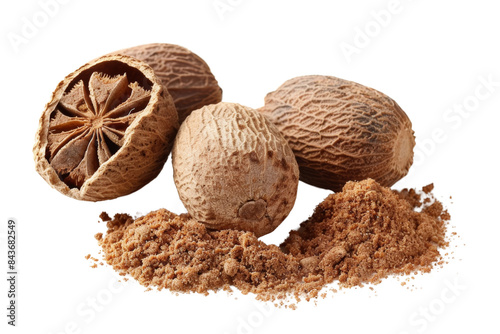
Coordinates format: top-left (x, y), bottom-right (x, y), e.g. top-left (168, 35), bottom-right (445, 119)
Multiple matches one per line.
top-left (1, 0), bottom-right (499, 333)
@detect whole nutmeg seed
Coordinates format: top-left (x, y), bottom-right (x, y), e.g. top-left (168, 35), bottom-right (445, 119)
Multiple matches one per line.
top-left (259, 75), bottom-right (415, 192)
top-left (33, 54), bottom-right (179, 201)
top-left (110, 43), bottom-right (222, 123)
top-left (172, 102), bottom-right (299, 237)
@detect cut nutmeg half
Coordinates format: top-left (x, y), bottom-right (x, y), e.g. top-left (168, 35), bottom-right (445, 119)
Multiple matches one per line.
top-left (33, 54), bottom-right (179, 201)
top-left (258, 75), bottom-right (416, 192)
top-left (109, 43), bottom-right (223, 123)
top-left (172, 102), bottom-right (299, 237)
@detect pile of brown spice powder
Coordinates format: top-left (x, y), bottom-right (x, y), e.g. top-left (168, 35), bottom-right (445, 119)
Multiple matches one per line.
top-left (94, 179), bottom-right (450, 304)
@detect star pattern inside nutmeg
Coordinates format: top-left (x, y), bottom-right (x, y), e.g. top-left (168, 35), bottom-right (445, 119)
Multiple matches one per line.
top-left (46, 72), bottom-right (151, 188)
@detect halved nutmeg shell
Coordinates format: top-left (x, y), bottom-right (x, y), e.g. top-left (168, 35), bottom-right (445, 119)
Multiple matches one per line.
top-left (33, 54), bottom-right (179, 201)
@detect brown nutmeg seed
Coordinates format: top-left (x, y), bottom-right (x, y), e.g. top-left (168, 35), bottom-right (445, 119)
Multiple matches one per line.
top-left (259, 75), bottom-right (415, 192)
top-left (33, 54), bottom-right (179, 201)
top-left (172, 102), bottom-right (299, 237)
top-left (109, 43), bottom-right (222, 123)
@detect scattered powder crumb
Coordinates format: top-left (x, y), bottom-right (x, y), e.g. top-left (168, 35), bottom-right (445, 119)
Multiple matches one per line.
top-left (95, 179), bottom-right (451, 304)
top-left (86, 253), bottom-right (102, 268)
top-left (422, 184), bottom-right (434, 194)
top-left (99, 212), bottom-right (111, 222)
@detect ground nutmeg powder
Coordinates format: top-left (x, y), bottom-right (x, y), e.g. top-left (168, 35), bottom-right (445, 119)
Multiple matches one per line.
top-left (94, 179), bottom-right (450, 304)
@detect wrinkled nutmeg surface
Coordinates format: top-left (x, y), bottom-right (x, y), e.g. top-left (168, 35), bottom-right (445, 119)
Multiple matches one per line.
top-left (33, 55), bottom-right (179, 201)
top-left (110, 43), bottom-right (222, 123)
top-left (172, 102), bottom-right (299, 237)
top-left (259, 75), bottom-right (415, 192)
